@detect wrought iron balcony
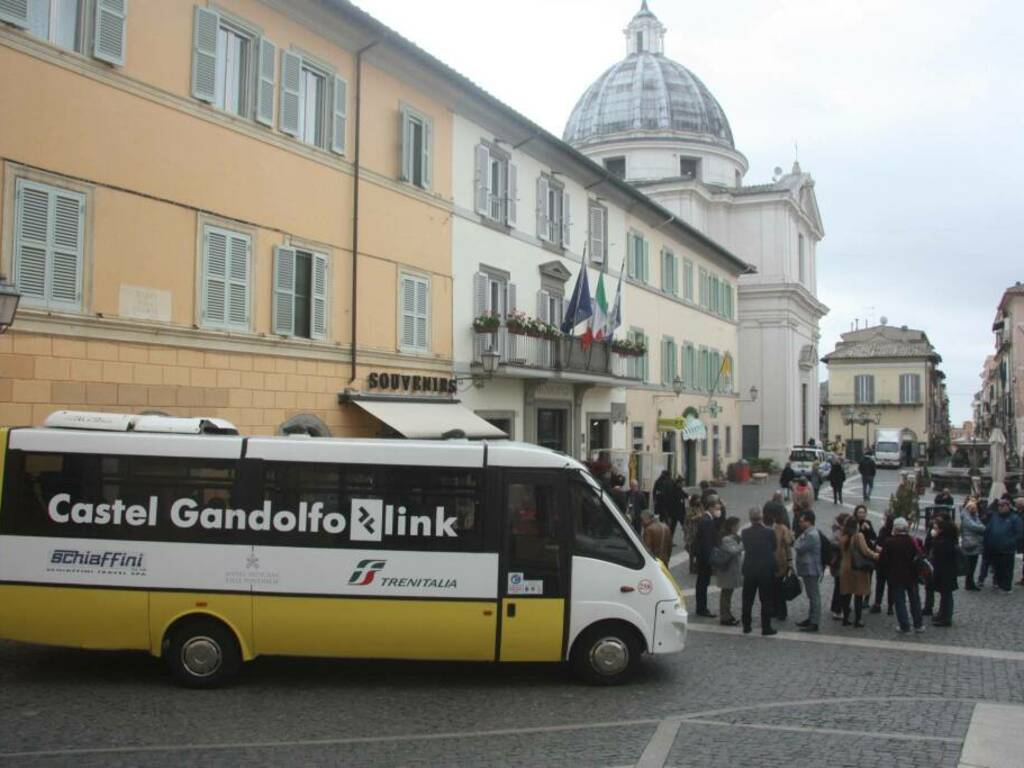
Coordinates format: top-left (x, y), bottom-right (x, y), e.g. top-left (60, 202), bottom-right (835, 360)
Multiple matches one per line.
top-left (473, 329), bottom-right (641, 382)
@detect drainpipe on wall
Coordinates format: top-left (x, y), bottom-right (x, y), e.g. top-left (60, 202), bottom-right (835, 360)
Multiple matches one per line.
top-left (349, 40), bottom-right (379, 385)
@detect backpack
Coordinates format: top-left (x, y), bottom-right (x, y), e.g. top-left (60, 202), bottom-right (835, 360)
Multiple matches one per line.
top-left (818, 529), bottom-right (836, 569)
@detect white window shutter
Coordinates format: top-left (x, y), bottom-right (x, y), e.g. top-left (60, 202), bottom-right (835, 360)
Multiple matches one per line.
top-left (13, 183), bottom-right (50, 303)
top-left (399, 109), bottom-right (412, 182)
top-left (226, 233), bottom-right (250, 329)
top-left (537, 290), bottom-right (550, 323)
top-left (203, 228), bottom-right (227, 325)
top-left (474, 144), bottom-right (490, 215)
top-left (311, 253), bottom-right (328, 340)
top-left (272, 245), bottom-right (296, 336)
top-left (507, 282), bottom-right (517, 314)
top-left (331, 76), bottom-right (347, 155)
top-left (507, 163), bottom-right (518, 225)
top-left (420, 117), bottom-right (433, 189)
top-left (414, 278), bottom-right (428, 349)
top-left (589, 205), bottom-right (605, 265)
top-left (536, 176), bottom-right (549, 241)
top-left (191, 6), bottom-right (219, 103)
top-left (400, 276), bottom-right (415, 348)
top-left (473, 272), bottom-right (488, 317)
top-left (0, 0), bottom-right (30, 28)
top-left (93, 0), bottom-right (127, 66)
top-left (279, 50), bottom-right (302, 137)
top-left (256, 37), bottom-right (276, 127)
top-left (50, 191), bottom-right (84, 307)
top-left (561, 191), bottom-right (571, 246)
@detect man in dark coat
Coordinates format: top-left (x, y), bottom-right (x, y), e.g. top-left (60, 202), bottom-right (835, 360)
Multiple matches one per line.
top-left (779, 463), bottom-right (796, 501)
top-left (694, 503), bottom-right (719, 617)
top-left (858, 453), bottom-right (877, 502)
top-left (877, 516), bottom-right (923, 633)
top-left (653, 470), bottom-right (673, 525)
top-left (741, 507), bottom-right (777, 635)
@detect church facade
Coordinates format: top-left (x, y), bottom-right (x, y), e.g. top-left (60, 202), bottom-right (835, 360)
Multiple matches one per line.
top-left (564, 2), bottom-right (828, 465)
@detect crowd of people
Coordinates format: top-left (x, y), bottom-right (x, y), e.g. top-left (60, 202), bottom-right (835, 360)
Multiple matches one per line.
top-left (610, 466), bottom-right (1024, 636)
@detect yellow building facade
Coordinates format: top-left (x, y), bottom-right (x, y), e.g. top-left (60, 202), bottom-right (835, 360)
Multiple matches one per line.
top-left (0, 0), bottom-right (455, 435)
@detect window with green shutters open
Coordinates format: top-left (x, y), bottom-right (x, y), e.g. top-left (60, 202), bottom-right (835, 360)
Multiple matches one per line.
top-left (400, 106), bottom-right (432, 190)
top-left (627, 232), bottom-right (649, 284)
top-left (201, 225), bottom-right (250, 331)
top-left (273, 246), bottom-right (327, 340)
top-left (2, 0), bottom-right (126, 65)
top-left (683, 259), bottom-right (693, 301)
top-left (399, 273), bottom-right (429, 352)
top-left (13, 179), bottom-right (84, 312)
top-left (588, 201), bottom-right (607, 267)
top-left (661, 248), bottom-right (677, 295)
top-left (682, 342), bottom-right (696, 390)
top-left (661, 336), bottom-right (677, 387)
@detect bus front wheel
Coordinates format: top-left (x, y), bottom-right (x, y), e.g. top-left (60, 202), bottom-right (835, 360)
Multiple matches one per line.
top-left (570, 622), bottom-right (642, 686)
top-left (164, 617), bottom-right (242, 688)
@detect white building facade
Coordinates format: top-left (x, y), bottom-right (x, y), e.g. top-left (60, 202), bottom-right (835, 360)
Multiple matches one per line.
top-left (449, 105), bottom-right (747, 488)
top-left (564, 2), bottom-right (828, 466)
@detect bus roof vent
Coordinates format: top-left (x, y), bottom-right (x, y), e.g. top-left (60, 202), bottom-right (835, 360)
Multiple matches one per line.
top-left (43, 411), bottom-right (239, 435)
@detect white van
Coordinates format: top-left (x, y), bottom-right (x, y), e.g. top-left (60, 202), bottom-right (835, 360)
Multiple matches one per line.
top-left (0, 411), bottom-right (687, 687)
top-left (788, 446), bottom-right (825, 475)
top-left (873, 428), bottom-right (903, 468)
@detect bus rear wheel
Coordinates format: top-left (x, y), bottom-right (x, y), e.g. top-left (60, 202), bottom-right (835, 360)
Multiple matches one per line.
top-left (570, 623), bottom-right (642, 686)
top-left (165, 617), bottom-right (242, 688)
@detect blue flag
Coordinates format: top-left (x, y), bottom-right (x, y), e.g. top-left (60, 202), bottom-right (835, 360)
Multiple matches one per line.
top-left (561, 263), bottom-right (593, 335)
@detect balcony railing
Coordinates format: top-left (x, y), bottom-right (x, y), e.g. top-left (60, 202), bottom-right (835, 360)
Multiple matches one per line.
top-left (474, 329), bottom-right (640, 381)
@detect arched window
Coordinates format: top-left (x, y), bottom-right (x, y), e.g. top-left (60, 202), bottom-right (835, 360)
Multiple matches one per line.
top-left (278, 414), bottom-right (331, 437)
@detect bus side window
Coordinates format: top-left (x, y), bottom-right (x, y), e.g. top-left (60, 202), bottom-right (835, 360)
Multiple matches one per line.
top-left (571, 482), bottom-right (644, 569)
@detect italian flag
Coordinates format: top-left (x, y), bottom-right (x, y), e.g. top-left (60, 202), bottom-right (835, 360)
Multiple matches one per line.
top-left (593, 272), bottom-right (609, 341)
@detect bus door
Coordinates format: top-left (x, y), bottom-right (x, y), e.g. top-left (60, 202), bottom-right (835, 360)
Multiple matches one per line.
top-left (498, 470), bottom-right (569, 662)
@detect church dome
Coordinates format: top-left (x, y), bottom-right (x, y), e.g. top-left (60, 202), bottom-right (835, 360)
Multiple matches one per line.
top-left (563, 3), bottom-right (734, 149)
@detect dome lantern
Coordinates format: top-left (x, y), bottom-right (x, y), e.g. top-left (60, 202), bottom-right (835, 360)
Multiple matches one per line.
top-left (625, 1), bottom-right (666, 56)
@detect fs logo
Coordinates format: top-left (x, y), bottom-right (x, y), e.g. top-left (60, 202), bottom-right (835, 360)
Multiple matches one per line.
top-left (350, 499), bottom-right (383, 542)
top-left (348, 559), bottom-right (386, 586)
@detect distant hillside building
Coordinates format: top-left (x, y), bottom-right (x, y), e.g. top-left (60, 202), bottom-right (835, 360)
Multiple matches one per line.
top-left (822, 323), bottom-right (949, 463)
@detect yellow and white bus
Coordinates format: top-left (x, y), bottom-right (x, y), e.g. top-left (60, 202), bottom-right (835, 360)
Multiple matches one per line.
top-left (0, 411), bottom-right (687, 686)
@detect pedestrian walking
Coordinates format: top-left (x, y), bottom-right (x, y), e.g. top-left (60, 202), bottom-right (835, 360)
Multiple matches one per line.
top-left (640, 510), bottom-right (672, 565)
top-left (930, 515), bottom-right (960, 626)
top-left (839, 515), bottom-right (879, 627)
top-left (694, 502), bottom-right (720, 617)
top-left (878, 516), bottom-right (925, 634)
top-left (653, 469), bottom-right (673, 526)
top-left (792, 476), bottom-right (814, 515)
top-left (977, 500), bottom-right (993, 586)
top-left (959, 500), bottom-right (985, 591)
top-left (985, 498), bottom-right (1023, 593)
top-left (871, 512), bottom-right (895, 615)
top-left (829, 512), bottom-right (850, 619)
top-left (624, 480), bottom-right (647, 535)
top-left (780, 462), bottom-right (795, 501)
top-left (770, 507), bottom-right (794, 621)
top-left (741, 507), bottom-right (777, 636)
top-left (665, 476), bottom-right (687, 543)
top-left (762, 491), bottom-right (790, 529)
top-left (858, 452), bottom-right (877, 502)
top-left (683, 496), bottom-right (703, 575)
top-left (829, 460), bottom-right (846, 504)
top-left (810, 460), bottom-right (822, 501)
top-left (793, 510), bottom-right (822, 632)
top-left (713, 516), bottom-right (743, 626)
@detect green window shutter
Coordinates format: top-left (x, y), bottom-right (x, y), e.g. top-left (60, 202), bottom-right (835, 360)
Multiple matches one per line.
top-left (331, 76), bottom-right (347, 155)
top-left (256, 37), bottom-right (276, 127)
top-left (644, 334), bottom-right (650, 381)
top-left (13, 182), bottom-right (49, 303)
top-left (311, 253), bottom-right (328, 340)
top-left (272, 245), bottom-right (295, 336)
top-left (93, 0), bottom-right (127, 66)
top-left (642, 239), bottom-right (650, 283)
top-left (536, 176), bottom-right (549, 241)
top-left (561, 191), bottom-right (571, 246)
top-left (190, 6), bottom-right (219, 103)
top-left (661, 339), bottom-right (669, 385)
top-left (203, 228), bottom-right (228, 326)
top-left (0, 0), bottom-right (30, 29)
top-left (421, 116), bottom-right (432, 189)
top-left (626, 235), bottom-right (635, 277)
top-left (279, 51), bottom-right (302, 137)
top-left (225, 232), bottom-right (250, 329)
top-left (50, 190), bottom-right (84, 308)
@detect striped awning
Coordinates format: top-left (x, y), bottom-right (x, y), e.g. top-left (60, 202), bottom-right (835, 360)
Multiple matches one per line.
top-left (682, 417), bottom-right (707, 441)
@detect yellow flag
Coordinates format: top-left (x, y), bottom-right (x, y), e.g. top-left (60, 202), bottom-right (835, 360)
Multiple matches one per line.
top-left (719, 352), bottom-right (733, 377)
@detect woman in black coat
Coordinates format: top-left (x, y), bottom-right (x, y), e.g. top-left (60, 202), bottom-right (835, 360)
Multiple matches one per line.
top-left (829, 462), bottom-right (846, 504)
top-left (930, 516), bottom-right (959, 627)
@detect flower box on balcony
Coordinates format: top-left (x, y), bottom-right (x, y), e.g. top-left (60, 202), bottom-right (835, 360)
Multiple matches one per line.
top-left (472, 313), bottom-right (501, 333)
top-left (611, 339), bottom-right (646, 357)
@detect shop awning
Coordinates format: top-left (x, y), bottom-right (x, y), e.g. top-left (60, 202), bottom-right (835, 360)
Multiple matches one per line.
top-left (682, 417), bottom-right (707, 441)
top-left (353, 399), bottom-right (507, 439)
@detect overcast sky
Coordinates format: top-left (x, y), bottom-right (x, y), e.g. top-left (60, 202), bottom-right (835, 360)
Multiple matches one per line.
top-left (354, 0), bottom-right (1024, 424)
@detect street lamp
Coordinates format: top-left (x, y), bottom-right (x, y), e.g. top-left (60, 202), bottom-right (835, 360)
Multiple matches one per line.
top-left (480, 347), bottom-right (500, 376)
top-left (671, 376), bottom-right (683, 397)
top-left (0, 274), bottom-right (21, 334)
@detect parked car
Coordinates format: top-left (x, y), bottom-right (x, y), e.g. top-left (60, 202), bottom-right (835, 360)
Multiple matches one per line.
top-left (788, 446), bottom-right (825, 476)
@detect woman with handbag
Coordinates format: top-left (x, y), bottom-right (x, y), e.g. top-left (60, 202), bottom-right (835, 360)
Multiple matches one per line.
top-left (839, 511), bottom-right (879, 627)
top-left (829, 512), bottom-right (850, 619)
top-left (713, 517), bottom-right (743, 626)
top-left (770, 507), bottom-right (795, 621)
top-left (930, 516), bottom-right (960, 627)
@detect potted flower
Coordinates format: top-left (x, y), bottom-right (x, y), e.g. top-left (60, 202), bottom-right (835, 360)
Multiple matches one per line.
top-left (472, 312), bottom-right (500, 333)
top-left (539, 323), bottom-right (561, 341)
top-left (505, 311), bottom-right (531, 336)
top-left (611, 338), bottom-right (646, 357)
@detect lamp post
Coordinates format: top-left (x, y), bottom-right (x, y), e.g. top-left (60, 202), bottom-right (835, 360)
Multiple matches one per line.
top-left (0, 275), bottom-right (21, 334)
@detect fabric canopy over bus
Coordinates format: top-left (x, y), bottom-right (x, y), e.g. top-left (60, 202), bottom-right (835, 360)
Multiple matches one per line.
top-left (681, 417), bottom-right (707, 441)
top-left (353, 400), bottom-right (508, 439)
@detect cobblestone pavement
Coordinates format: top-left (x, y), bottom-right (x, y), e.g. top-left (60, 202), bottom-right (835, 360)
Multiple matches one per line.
top-left (1, 469), bottom-right (1021, 766)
